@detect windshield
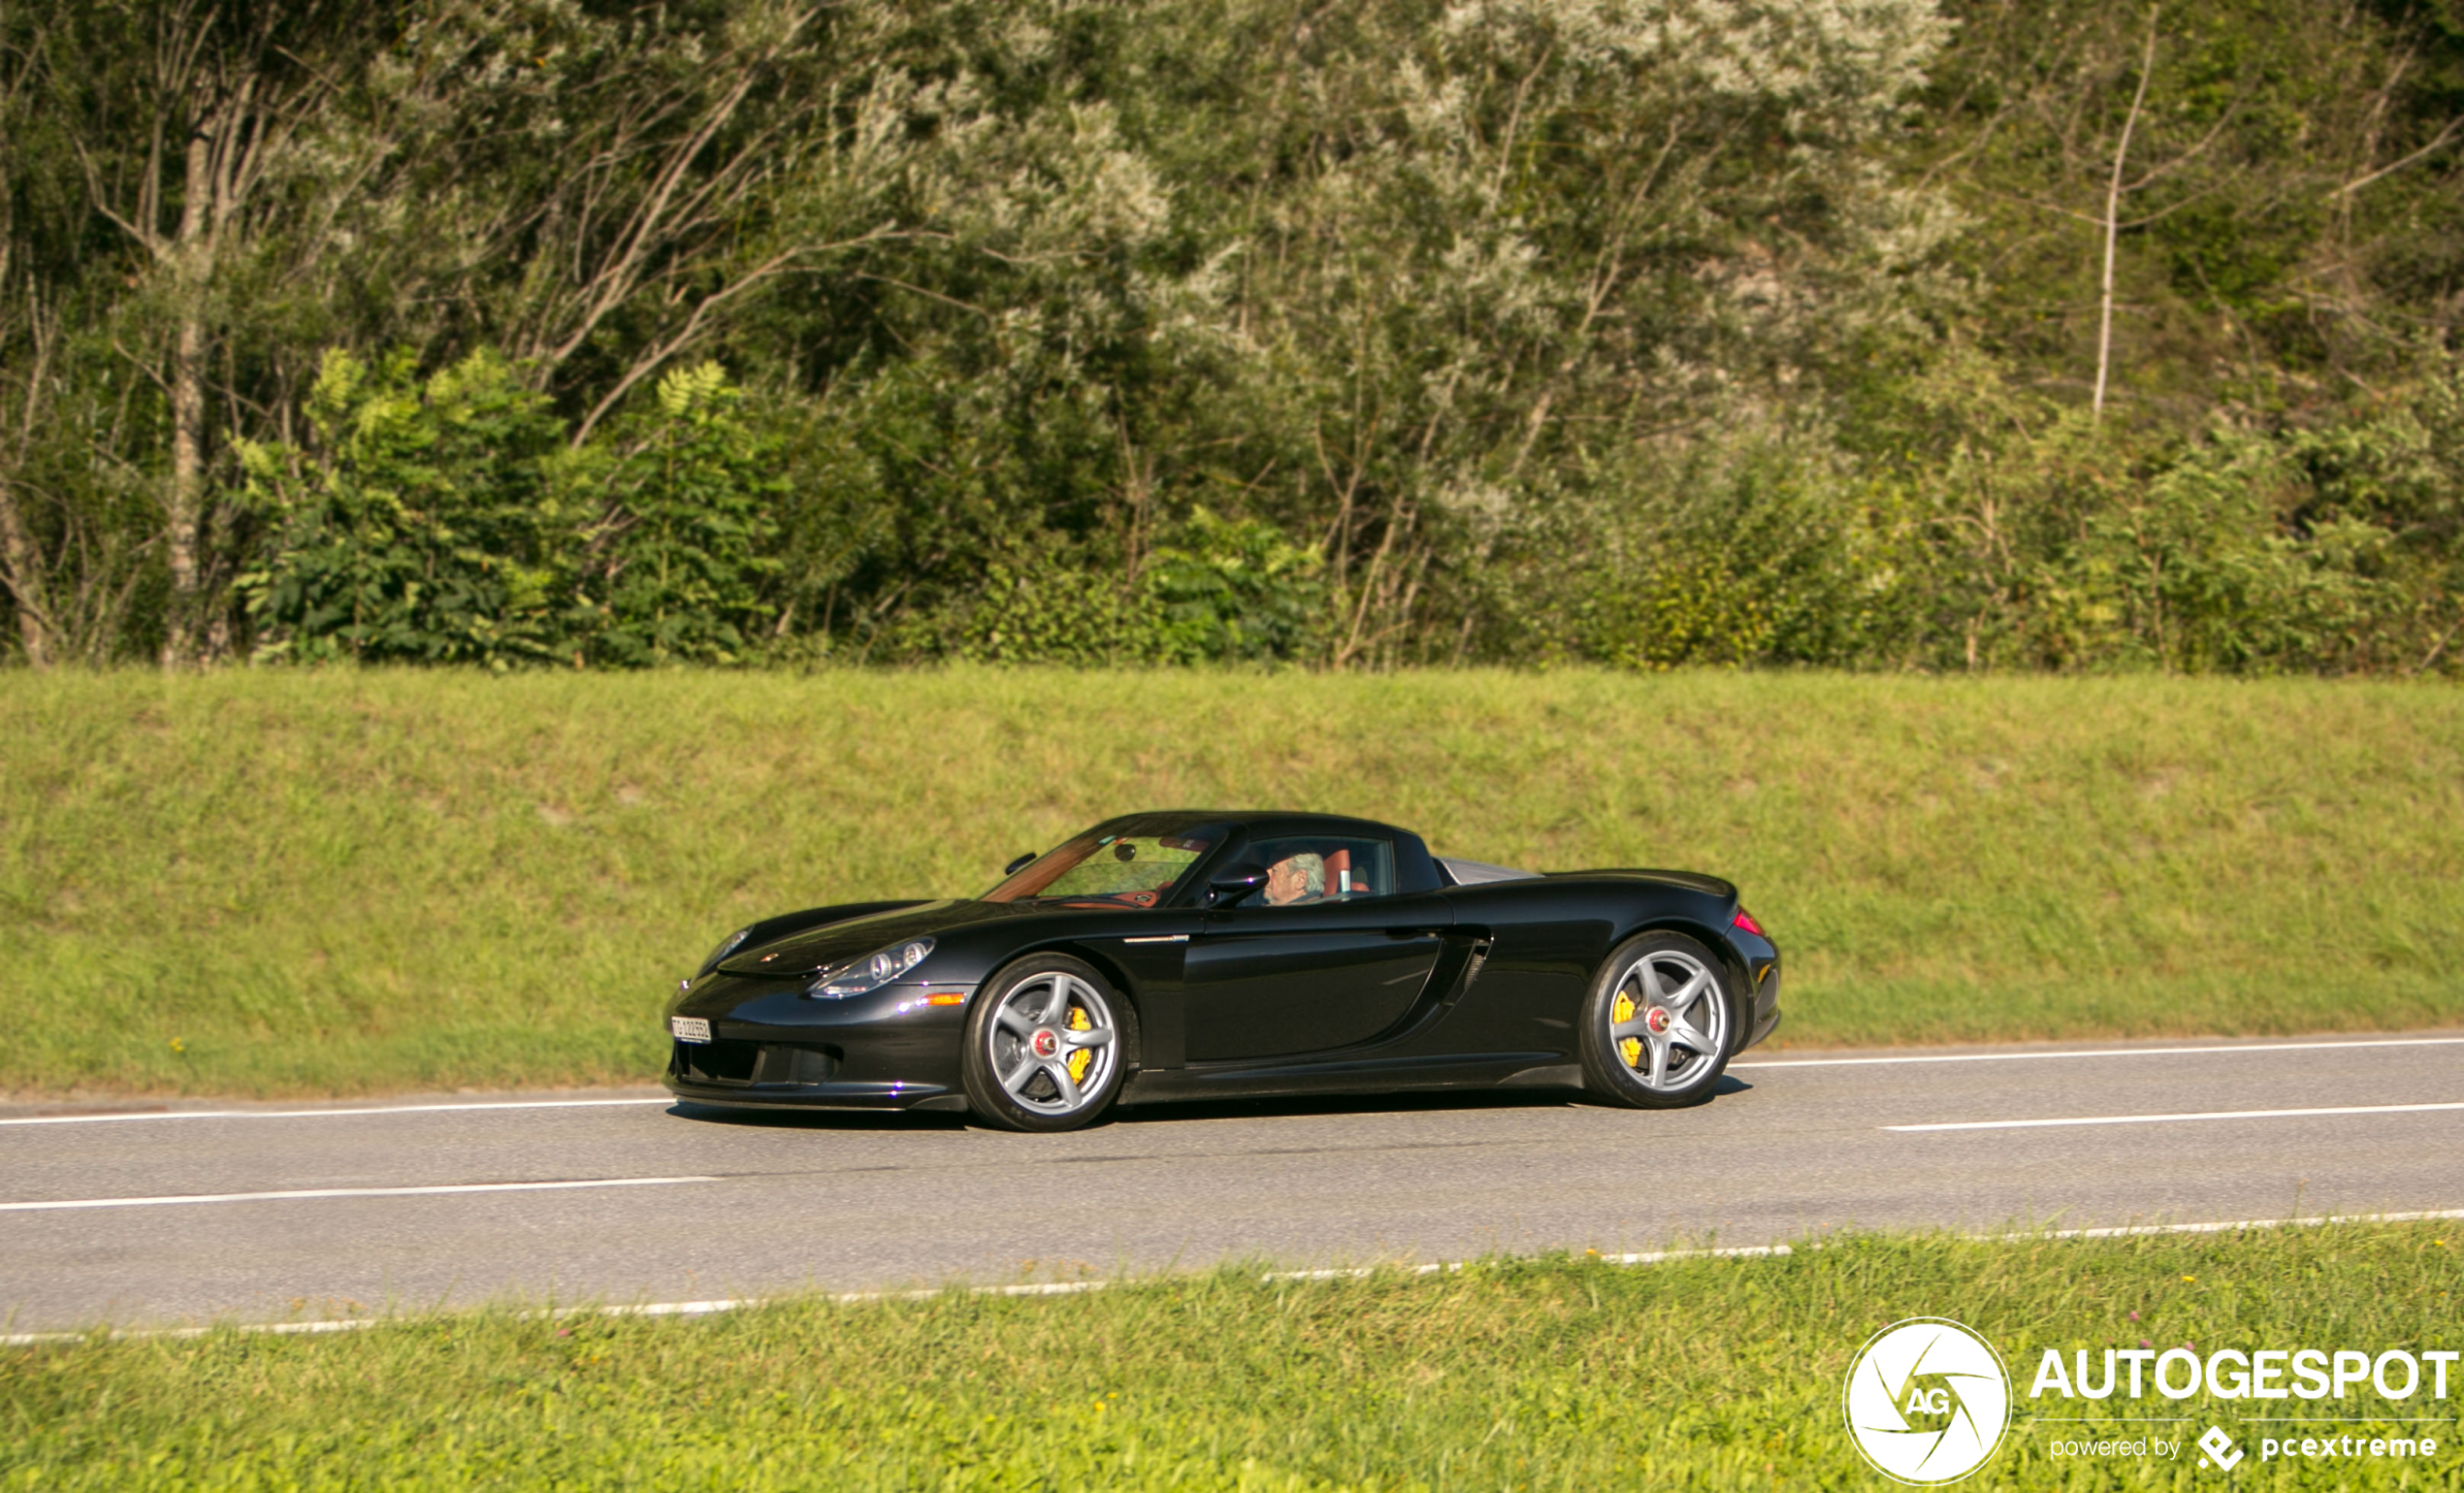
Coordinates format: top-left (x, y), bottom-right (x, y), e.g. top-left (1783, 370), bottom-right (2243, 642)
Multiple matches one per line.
top-left (982, 827), bottom-right (1224, 906)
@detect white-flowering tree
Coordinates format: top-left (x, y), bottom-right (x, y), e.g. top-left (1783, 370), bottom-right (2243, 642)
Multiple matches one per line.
top-left (1168, 0), bottom-right (1952, 661)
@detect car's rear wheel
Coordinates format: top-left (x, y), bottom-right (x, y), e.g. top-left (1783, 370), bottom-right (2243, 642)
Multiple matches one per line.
top-left (960, 955), bottom-right (1133, 1132)
top-left (1578, 931), bottom-right (1736, 1109)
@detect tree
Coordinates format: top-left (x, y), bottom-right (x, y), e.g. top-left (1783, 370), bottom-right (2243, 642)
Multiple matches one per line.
top-left (425, 0), bottom-right (946, 438)
top-left (53, 0), bottom-right (392, 662)
top-left (0, 0), bottom-right (61, 665)
top-left (1195, 0), bottom-right (1950, 662)
top-left (1912, 0), bottom-right (2464, 417)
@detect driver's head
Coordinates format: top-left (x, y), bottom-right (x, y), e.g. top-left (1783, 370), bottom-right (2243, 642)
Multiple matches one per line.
top-left (1263, 852), bottom-right (1325, 905)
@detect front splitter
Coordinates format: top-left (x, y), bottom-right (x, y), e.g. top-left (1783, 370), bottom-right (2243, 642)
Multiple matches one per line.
top-left (662, 1078), bottom-right (964, 1113)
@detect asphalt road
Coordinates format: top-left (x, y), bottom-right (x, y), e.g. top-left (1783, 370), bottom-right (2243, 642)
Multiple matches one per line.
top-left (6, 1032), bottom-right (2463, 1332)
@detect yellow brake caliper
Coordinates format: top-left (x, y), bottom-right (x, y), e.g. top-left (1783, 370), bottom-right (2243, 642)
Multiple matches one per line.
top-left (1611, 990), bottom-right (1642, 1069)
top-left (1065, 1005), bottom-right (1093, 1086)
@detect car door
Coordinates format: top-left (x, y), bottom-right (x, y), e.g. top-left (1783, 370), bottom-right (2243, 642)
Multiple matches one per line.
top-left (1181, 833), bottom-right (1453, 1062)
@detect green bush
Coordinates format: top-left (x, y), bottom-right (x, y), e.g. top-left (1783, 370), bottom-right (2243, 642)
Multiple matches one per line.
top-left (943, 508), bottom-right (1328, 665)
top-left (953, 529), bottom-right (1167, 665)
top-left (571, 363), bottom-right (784, 666)
top-left (214, 347), bottom-right (2464, 679)
top-left (237, 351), bottom-right (786, 669)
top-left (1146, 508), bottom-right (1326, 664)
top-left (236, 349), bottom-right (571, 667)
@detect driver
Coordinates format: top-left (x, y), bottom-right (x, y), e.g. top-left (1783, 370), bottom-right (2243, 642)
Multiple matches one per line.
top-left (1261, 851), bottom-right (1325, 906)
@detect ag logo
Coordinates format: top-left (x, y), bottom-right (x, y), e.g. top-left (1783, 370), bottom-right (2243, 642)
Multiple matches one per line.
top-left (1843, 1317), bottom-right (2011, 1484)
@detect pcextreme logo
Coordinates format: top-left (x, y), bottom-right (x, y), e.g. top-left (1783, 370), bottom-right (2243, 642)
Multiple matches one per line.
top-left (1844, 1318), bottom-right (2012, 1484)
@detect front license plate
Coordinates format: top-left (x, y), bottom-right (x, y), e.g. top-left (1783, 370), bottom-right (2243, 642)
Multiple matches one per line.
top-left (670, 1016), bottom-right (712, 1044)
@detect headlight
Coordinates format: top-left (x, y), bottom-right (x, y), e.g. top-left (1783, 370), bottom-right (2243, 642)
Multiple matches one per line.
top-left (697, 927), bottom-right (752, 977)
top-left (811, 937), bottom-right (934, 999)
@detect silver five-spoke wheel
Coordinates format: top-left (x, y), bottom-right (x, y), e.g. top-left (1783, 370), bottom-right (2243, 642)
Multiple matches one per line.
top-left (988, 970), bottom-right (1118, 1116)
top-left (1608, 946), bottom-right (1727, 1091)
top-left (1580, 932), bottom-right (1735, 1108)
top-left (961, 955), bottom-right (1134, 1130)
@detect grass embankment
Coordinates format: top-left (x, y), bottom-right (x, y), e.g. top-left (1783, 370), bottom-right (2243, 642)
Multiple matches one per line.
top-left (2, 669), bottom-right (2458, 1097)
top-left (6, 1226), bottom-right (2460, 1490)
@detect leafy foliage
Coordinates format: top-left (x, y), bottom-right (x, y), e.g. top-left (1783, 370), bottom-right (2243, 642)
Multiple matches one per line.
top-left (4, 0), bottom-right (2462, 673)
top-left (238, 351), bottom-right (787, 667)
top-left (573, 363), bottom-right (785, 666)
top-left (236, 349), bottom-right (569, 667)
top-left (1147, 509), bottom-right (1327, 665)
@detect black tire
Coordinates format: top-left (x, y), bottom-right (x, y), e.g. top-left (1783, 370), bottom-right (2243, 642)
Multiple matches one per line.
top-left (1577, 930), bottom-right (1738, 1109)
top-left (960, 954), bottom-right (1136, 1132)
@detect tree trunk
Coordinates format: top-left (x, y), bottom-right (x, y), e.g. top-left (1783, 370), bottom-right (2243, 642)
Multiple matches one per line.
top-left (0, 263), bottom-right (57, 667)
top-left (160, 131), bottom-right (213, 668)
top-left (2092, 10), bottom-right (2158, 426)
top-left (0, 474), bottom-right (50, 667)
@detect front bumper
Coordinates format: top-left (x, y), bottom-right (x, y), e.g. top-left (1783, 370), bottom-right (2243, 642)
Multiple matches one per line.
top-left (663, 976), bottom-right (972, 1112)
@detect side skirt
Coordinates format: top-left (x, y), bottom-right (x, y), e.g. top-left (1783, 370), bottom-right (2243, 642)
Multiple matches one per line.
top-left (1119, 1051), bottom-right (1569, 1105)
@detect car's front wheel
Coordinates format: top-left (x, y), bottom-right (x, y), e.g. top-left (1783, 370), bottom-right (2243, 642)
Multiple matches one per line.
top-left (1577, 931), bottom-right (1736, 1109)
top-left (960, 955), bottom-right (1133, 1132)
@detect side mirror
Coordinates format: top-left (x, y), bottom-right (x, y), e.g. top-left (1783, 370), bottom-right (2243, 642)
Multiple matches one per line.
top-left (1004, 852), bottom-right (1038, 875)
top-left (1206, 860), bottom-right (1268, 905)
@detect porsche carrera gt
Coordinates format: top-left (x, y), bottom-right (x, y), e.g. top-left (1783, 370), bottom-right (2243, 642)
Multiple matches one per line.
top-left (664, 810), bottom-right (1780, 1130)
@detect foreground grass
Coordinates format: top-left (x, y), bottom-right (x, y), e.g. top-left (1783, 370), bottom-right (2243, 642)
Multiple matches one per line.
top-left (6, 1226), bottom-right (2460, 1490)
top-left (2, 668), bottom-right (2459, 1096)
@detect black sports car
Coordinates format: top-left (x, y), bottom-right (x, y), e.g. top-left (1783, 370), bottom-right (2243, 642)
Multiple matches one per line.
top-left (664, 810), bottom-right (1781, 1131)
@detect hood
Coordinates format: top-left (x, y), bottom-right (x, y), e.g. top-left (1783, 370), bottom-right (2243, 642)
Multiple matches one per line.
top-left (714, 899), bottom-right (1007, 977)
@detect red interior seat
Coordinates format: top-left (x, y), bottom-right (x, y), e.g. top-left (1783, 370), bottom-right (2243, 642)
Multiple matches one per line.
top-left (1324, 848), bottom-right (1352, 896)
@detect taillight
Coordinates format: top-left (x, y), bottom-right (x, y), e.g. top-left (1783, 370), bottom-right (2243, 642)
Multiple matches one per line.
top-left (1732, 908), bottom-right (1767, 937)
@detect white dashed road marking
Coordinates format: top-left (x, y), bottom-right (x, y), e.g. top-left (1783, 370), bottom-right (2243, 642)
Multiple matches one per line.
top-left (1888, 1101), bottom-right (2464, 1132)
top-left (0, 1097), bottom-right (671, 1127)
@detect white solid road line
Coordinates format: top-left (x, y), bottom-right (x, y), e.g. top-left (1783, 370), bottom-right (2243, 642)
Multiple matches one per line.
top-left (1889, 1100), bottom-right (2464, 1132)
top-left (1738, 1035), bottom-right (2464, 1069)
top-left (0, 1176), bottom-right (718, 1213)
top-left (1264, 1243), bottom-right (1795, 1282)
top-left (2047, 1209), bottom-right (2464, 1239)
top-left (0, 1284), bottom-right (1095, 1347)
top-left (0, 1097), bottom-right (672, 1128)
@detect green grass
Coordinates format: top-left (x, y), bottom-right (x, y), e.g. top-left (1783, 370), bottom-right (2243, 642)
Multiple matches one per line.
top-left (6, 1225), bottom-right (2460, 1490)
top-left (2, 667), bottom-right (2459, 1097)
